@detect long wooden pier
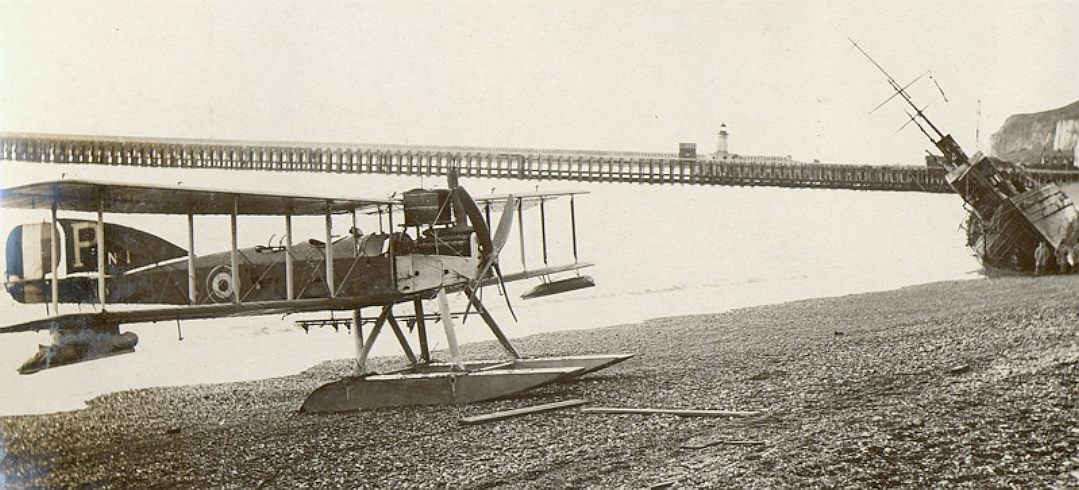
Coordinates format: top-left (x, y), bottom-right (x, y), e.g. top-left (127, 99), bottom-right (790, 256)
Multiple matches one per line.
top-left (2, 132), bottom-right (1074, 193)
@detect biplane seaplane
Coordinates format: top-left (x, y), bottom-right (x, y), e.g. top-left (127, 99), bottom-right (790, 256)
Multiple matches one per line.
top-left (0, 171), bottom-right (630, 412)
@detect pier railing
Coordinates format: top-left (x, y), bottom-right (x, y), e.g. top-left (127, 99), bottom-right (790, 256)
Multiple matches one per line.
top-left (6, 132), bottom-right (1072, 194)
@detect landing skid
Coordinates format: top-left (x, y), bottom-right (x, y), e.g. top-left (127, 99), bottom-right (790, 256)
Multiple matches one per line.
top-left (300, 294), bottom-right (633, 413)
top-left (301, 367), bottom-right (584, 412)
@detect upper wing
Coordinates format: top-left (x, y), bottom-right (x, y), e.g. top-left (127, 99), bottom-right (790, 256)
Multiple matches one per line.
top-left (0, 180), bottom-right (395, 215)
top-left (472, 190), bottom-right (588, 210)
top-left (361, 189), bottom-right (588, 215)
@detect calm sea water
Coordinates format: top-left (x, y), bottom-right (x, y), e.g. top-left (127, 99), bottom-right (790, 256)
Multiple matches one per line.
top-left (0, 163), bottom-right (979, 415)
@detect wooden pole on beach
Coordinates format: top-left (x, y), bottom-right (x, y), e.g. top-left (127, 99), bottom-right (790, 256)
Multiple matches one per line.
top-left (581, 407), bottom-right (761, 418)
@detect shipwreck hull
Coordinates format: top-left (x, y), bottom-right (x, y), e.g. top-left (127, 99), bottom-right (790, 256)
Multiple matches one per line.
top-left (954, 158), bottom-right (1079, 274)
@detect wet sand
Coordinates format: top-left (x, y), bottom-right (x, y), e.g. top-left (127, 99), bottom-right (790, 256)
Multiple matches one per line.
top-left (2, 276), bottom-right (1078, 487)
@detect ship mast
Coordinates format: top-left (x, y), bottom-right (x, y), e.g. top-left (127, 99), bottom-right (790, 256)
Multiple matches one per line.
top-left (848, 38), bottom-right (969, 171)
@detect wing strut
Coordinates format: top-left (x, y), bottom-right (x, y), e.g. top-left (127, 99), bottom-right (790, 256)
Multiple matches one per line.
top-left (540, 197), bottom-right (549, 266)
top-left (186, 212), bottom-right (196, 304)
top-left (50, 199), bottom-right (59, 315)
top-left (99, 194), bottom-right (108, 308)
top-left (517, 197), bottom-right (527, 271)
top-left (570, 194), bottom-right (578, 262)
top-left (388, 203), bottom-right (397, 291)
top-left (324, 202), bottom-right (335, 298)
top-left (230, 196), bottom-right (240, 304)
top-left (350, 209), bottom-right (358, 257)
top-left (284, 211), bottom-right (294, 300)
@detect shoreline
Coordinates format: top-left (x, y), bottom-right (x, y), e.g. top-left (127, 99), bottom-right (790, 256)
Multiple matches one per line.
top-left (0, 271), bottom-right (978, 418)
top-left (3, 276), bottom-right (1078, 487)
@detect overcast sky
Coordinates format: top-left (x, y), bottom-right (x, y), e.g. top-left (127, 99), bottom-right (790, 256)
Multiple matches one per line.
top-left (0, 0), bottom-right (1075, 165)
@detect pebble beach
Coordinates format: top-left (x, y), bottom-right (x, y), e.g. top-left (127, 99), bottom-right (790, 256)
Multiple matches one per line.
top-left (2, 275), bottom-right (1078, 488)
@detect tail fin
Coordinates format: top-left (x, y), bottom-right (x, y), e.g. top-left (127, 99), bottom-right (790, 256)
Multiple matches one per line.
top-left (5, 220), bottom-right (186, 303)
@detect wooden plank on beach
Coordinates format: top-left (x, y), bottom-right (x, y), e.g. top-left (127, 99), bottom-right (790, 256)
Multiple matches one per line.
top-left (580, 407), bottom-right (760, 418)
top-left (459, 399), bottom-right (589, 425)
top-left (682, 438), bottom-right (767, 450)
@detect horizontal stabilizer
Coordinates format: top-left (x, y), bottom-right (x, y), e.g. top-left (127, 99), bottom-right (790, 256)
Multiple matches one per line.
top-left (484, 262), bottom-right (594, 286)
top-left (521, 275), bottom-right (596, 299)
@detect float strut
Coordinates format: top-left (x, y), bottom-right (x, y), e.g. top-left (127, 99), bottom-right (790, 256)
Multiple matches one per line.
top-left (355, 305), bottom-right (391, 375)
top-left (414, 298), bottom-right (430, 363)
top-left (351, 308), bottom-right (363, 375)
top-left (463, 285), bottom-right (521, 359)
top-left (386, 312), bottom-right (418, 365)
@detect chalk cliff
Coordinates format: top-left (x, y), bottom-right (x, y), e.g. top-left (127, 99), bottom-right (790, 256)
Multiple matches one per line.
top-left (991, 100), bottom-right (1079, 166)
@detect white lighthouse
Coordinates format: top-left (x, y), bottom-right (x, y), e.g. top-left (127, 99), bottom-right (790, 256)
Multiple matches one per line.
top-left (716, 123), bottom-right (729, 158)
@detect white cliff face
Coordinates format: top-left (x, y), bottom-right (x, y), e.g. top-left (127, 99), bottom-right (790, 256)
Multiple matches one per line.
top-left (1051, 118), bottom-right (1079, 168)
top-left (991, 100), bottom-right (1079, 165)
top-left (1054, 119), bottom-right (1079, 151)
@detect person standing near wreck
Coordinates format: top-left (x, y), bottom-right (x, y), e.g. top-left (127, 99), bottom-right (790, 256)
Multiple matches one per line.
top-left (1035, 241), bottom-right (1050, 275)
top-left (1071, 243), bottom-right (1079, 274)
top-left (1057, 244), bottom-right (1071, 274)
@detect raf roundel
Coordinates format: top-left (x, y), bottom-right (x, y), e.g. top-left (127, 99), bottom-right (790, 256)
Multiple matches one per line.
top-left (207, 266), bottom-right (235, 302)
